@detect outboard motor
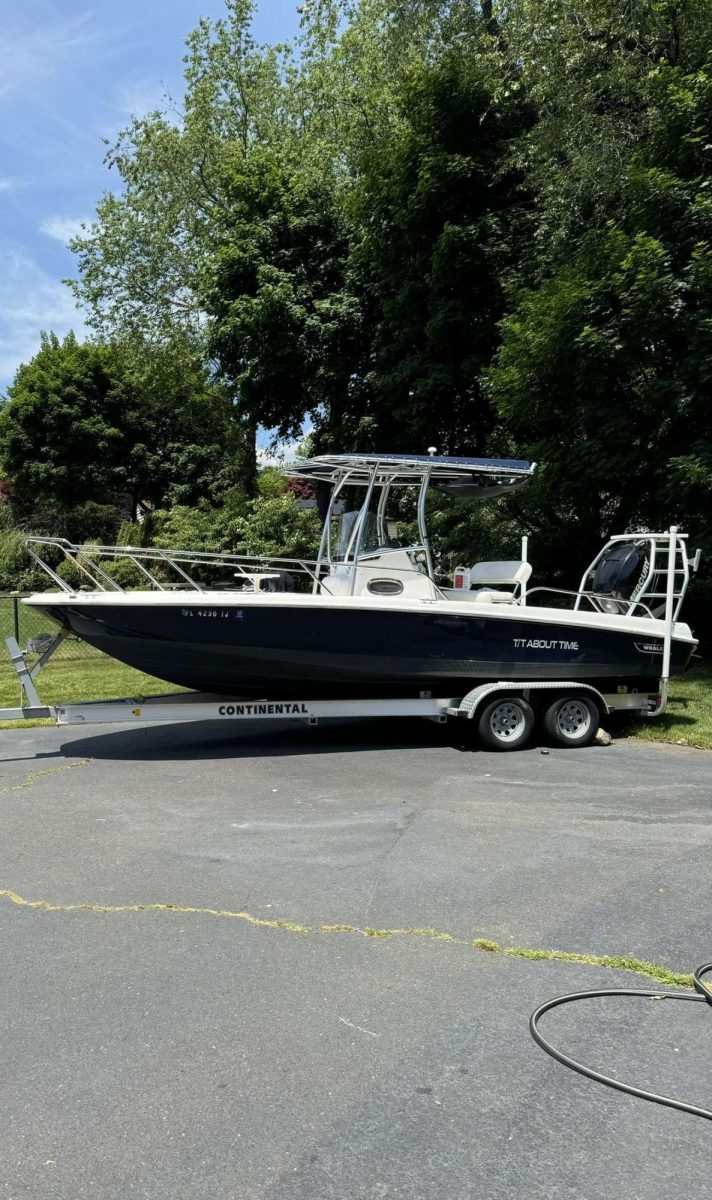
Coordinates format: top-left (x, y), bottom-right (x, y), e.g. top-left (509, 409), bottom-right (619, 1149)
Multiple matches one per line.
top-left (589, 542), bottom-right (648, 613)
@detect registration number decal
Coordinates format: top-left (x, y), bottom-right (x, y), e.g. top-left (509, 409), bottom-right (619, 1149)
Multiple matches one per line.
top-left (180, 608), bottom-right (245, 620)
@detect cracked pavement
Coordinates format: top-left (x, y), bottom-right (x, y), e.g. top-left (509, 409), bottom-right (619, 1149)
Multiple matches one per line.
top-left (1, 717), bottom-right (711, 1198)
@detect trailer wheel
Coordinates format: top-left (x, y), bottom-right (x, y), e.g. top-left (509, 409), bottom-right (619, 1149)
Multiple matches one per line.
top-left (478, 696), bottom-right (534, 752)
top-left (543, 695), bottom-right (599, 748)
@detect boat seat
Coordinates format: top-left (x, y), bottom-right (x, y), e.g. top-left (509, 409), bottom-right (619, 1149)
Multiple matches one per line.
top-left (468, 560), bottom-right (532, 589)
top-left (448, 560), bottom-right (532, 605)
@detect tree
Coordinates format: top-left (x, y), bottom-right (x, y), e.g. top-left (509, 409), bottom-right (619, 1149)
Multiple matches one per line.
top-left (505, 0), bottom-right (712, 265)
top-left (109, 332), bottom-right (248, 508)
top-left (62, 0), bottom-right (712, 576)
top-left (488, 52), bottom-right (712, 568)
top-left (68, 1), bottom-right (514, 459)
top-left (0, 331), bottom-right (241, 534)
top-left (68, 1), bottom-right (296, 477)
top-left (201, 159), bottom-right (360, 441)
top-left (69, 2), bottom-right (291, 340)
top-left (334, 46), bottom-right (532, 453)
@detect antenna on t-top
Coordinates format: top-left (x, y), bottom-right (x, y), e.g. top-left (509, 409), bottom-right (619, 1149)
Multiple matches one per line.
top-left (427, 446), bottom-right (437, 457)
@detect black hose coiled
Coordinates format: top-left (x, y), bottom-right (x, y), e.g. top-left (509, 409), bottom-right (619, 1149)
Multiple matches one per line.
top-left (530, 962), bottom-right (712, 1120)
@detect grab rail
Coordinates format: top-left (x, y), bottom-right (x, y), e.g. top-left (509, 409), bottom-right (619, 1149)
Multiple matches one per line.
top-left (516, 587), bottom-right (656, 620)
top-left (25, 537), bottom-right (324, 595)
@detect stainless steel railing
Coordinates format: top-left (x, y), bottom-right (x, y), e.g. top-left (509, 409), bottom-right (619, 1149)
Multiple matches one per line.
top-left (25, 537), bottom-right (323, 595)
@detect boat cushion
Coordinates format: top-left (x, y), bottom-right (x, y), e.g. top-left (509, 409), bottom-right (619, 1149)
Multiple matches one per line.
top-left (469, 561), bottom-right (532, 587)
top-left (471, 589), bottom-right (516, 603)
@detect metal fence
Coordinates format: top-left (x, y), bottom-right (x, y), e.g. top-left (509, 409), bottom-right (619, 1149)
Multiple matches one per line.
top-left (0, 593), bottom-right (103, 673)
top-left (2, 594), bottom-right (53, 651)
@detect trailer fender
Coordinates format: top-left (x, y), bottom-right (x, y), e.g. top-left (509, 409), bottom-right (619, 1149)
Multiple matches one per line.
top-left (453, 681), bottom-right (609, 721)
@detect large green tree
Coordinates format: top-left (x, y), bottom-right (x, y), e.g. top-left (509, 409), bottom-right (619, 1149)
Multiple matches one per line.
top-left (0, 331), bottom-right (241, 535)
top-left (488, 48), bottom-right (712, 568)
top-left (201, 159), bottom-right (360, 441)
top-left (64, 0), bottom-right (712, 574)
top-left (69, 0), bottom-right (298, 470)
top-left (69, 1), bottom-right (517, 457)
top-left (334, 46), bottom-right (531, 454)
top-left (505, 0), bottom-right (712, 264)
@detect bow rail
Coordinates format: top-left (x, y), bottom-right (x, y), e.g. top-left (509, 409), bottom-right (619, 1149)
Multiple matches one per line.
top-left (25, 537), bottom-right (323, 595)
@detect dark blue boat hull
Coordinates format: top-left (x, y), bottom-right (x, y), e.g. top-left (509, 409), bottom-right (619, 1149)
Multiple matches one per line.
top-left (30, 599), bottom-right (693, 698)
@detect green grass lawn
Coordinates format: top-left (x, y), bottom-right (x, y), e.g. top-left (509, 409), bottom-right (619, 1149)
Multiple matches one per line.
top-left (0, 645), bottom-right (180, 708)
top-left (624, 664), bottom-right (712, 750)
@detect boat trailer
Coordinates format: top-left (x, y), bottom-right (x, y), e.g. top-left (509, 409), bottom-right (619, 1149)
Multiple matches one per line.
top-left (0, 623), bottom-right (659, 750)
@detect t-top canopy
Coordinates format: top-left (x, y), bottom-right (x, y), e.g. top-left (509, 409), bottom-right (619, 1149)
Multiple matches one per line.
top-left (286, 453), bottom-right (536, 497)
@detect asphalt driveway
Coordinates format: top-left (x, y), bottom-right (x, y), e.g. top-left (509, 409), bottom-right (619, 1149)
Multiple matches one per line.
top-left (1, 718), bottom-right (710, 1199)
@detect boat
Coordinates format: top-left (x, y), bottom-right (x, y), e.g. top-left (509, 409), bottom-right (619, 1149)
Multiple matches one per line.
top-left (23, 453), bottom-right (698, 703)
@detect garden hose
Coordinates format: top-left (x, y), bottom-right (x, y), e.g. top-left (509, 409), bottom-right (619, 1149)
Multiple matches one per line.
top-left (530, 962), bottom-right (712, 1120)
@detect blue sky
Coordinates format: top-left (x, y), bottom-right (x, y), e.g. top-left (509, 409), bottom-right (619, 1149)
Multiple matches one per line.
top-left (0, 0), bottom-right (302, 394)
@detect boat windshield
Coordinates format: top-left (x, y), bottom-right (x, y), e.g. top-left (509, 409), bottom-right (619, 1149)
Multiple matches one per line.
top-left (334, 509), bottom-right (396, 561)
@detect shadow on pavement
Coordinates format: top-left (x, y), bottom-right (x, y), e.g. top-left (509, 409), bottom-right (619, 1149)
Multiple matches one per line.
top-left (58, 716), bottom-right (475, 762)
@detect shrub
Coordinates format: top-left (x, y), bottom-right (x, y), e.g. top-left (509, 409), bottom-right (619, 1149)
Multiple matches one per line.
top-left (151, 504), bottom-right (226, 553)
top-left (226, 493), bottom-right (321, 559)
top-left (64, 502), bottom-right (123, 544)
top-left (0, 530), bottom-right (39, 591)
top-left (55, 550), bottom-right (150, 591)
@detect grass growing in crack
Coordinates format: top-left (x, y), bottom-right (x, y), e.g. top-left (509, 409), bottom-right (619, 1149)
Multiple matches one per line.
top-left (0, 887), bottom-right (696, 988)
top-left (502, 945), bottom-right (692, 988)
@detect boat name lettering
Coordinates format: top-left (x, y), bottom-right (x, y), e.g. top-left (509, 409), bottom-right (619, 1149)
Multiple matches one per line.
top-left (218, 702), bottom-right (309, 717)
top-left (634, 641), bottom-right (663, 654)
top-left (512, 638), bottom-right (580, 651)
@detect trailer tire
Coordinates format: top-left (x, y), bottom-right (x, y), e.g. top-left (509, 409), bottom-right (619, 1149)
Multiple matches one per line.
top-left (543, 694), bottom-right (599, 748)
top-left (478, 696), bottom-right (534, 752)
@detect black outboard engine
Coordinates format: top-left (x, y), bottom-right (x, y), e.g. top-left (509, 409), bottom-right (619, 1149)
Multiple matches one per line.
top-left (589, 542), bottom-right (648, 613)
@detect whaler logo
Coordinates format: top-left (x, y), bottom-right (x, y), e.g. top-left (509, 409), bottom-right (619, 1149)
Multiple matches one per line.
top-left (635, 642), bottom-right (663, 655)
top-left (218, 702), bottom-right (309, 717)
top-left (513, 638), bottom-right (579, 651)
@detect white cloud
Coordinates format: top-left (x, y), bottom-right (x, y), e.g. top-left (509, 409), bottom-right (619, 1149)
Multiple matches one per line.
top-left (115, 77), bottom-right (167, 119)
top-left (0, 177), bottom-right (17, 192)
top-left (0, 245), bottom-right (86, 390)
top-left (40, 216), bottom-right (91, 245)
top-left (0, 12), bottom-right (101, 101)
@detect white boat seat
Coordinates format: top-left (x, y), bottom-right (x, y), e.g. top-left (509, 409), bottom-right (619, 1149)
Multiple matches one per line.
top-left (468, 560), bottom-right (532, 588)
top-left (447, 560), bottom-right (532, 604)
